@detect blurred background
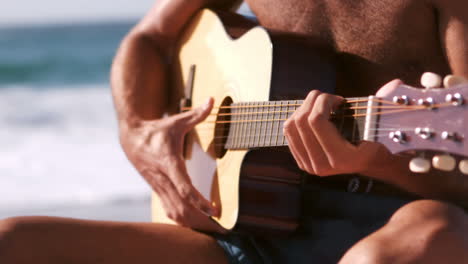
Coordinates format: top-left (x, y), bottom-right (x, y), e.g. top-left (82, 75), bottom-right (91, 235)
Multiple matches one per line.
top-left (0, 1), bottom-right (252, 221)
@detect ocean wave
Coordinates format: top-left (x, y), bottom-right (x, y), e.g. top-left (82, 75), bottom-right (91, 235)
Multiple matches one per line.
top-left (0, 84), bottom-right (150, 213)
top-left (0, 20), bottom-right (131, 87)
top-left (0, 56), bottom-right (112, 87)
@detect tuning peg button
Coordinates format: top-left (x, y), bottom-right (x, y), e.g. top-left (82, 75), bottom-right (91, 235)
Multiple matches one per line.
top-left (410, 157), bottom-right (431, 173)
top-left (459, 160), bottom-right (468, 175)
top-left (432, 155), bottom-right (456, 171)
top-left (443, 75), bottom-right (468, 88)
top-left (421, 72), bottom-right (442, 89)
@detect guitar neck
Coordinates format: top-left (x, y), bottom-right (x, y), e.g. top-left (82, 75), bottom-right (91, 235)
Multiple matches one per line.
top-left (223, 96), bottom-right (375, 149)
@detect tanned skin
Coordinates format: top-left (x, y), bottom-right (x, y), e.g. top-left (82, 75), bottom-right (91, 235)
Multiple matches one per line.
top-left (1, 0), bottom-right (468, 263)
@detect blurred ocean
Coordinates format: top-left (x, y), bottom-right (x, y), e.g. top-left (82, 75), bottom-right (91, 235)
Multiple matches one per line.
top-left (0, 21), bottom-right (152, 221)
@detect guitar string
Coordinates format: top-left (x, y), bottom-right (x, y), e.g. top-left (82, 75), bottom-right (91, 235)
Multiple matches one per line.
top-left (180, 97), bottom-right (400, 111)
top-left (194, 101), bottom-right (453, 121)
top-left (208, 126), bottom-right (443, 148)
top-left (199, 101), bottom-right (428, 140)
top-left (205, 99), bottom-right (459, 146)
top-left (205, 104), bottom-right (435, 118)
top-left (193, 122), bottom-right (427, 136)
top-left (189, 103), bottom-right (456, 146)
top-left (209, 128), bottom-right (416, 142)
top-left (192, 105), bottom-right (450, 135)
top-left (197, 106), bottom-right (438, 125)
top-left (181, 97), bottom-right (457, 148)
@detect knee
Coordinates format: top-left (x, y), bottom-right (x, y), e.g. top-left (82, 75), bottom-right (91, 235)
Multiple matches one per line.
top-left (0, 216), bottom-right (40, 262)
top-left (341, 200), bottom-right (468, 264)
top-left (388, 200), bottom-right (468, 262)
top-left (0, 217), bottom-right (20, 260)
top-left (389, 199), bottom-right (466, 228)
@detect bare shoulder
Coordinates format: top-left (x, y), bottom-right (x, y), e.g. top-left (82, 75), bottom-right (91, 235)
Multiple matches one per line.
top-left (136, 0), bottom-right (241, 35)
top-left (129, 0), bottom-right (241, 50)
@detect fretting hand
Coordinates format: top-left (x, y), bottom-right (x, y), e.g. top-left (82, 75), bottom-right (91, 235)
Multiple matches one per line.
top-left (283, 79), bottom-right (403, 177)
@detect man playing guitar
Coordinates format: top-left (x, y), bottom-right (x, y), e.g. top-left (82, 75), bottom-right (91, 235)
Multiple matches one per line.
top-left (1, 0), bottom-right (468, 263)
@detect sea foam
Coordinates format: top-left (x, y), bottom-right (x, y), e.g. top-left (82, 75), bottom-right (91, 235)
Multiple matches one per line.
top-left (0, 85), bottom-right (149, 213)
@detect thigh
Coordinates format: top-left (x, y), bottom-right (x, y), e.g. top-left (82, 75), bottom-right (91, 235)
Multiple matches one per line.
top-left (0, 216), bottom-right (229, 264)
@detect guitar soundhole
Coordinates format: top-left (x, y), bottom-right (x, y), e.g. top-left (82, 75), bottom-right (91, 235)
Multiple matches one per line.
top-left (214, 96), bottom-right (233, 158)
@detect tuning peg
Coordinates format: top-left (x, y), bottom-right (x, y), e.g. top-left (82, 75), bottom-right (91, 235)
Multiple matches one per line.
top-left (443, 75), bottom-right (468, 88)
top-left (410, 157), bottom-right (431, 173)
top-left (432, 155), bottom-right (456, 171)
top-left (421, 72), bottom-right (442, 89)
top-left (459, 160), bottom-right (468, 175)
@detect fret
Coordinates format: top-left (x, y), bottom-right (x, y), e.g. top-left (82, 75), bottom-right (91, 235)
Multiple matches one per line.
top-left (259, 101), bottom-right (267, 147)
top-left (248, 102), bottom-right (254, 148)
top-left (351, 100), bottom-right (358, 143)
top-left (245, 102), bottom-right (252, 148)
top-left (288, 100), bottom-right (296, 145)
top-left (255, 102), bottom-right (263, 147)
top-left (227, 104), bottom-right (234, 149)
top-left (239, 103), bottom-right (247, 148)
top-left (243, 102), bottom-right (249, 148)
top-left (224, 104), bottom-right (233, 148)
top-left (358, 98), bottom-right (368, 142)
top-left (272, 101), bottom-right (280, 146)
top-left (246, 102), bottom-right (253, 148)
top-left (250, 102), bottom-right (258, 148)
top-left (232, 104), bottom-right (241, 149)
top-left (279, 100), bottom-right (287, 145)
top-left (264, 101), bottom-right (271, 147)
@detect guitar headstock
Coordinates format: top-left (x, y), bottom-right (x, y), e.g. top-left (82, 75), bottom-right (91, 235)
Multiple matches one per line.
top-left (373, 73), bottom-right (468, 174)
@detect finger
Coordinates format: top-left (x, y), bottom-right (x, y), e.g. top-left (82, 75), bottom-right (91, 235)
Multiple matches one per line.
top-left (166, 158), bottom-right (218, 217)
top-left (294, 91), bottom-right (331, 174)
top-left (310, 94), bottom-right (356, 172)
top-left (284, 91), bottom-right (320, 171)
top-left (154, 171), bottom-right (224, 231)
top-left (153, 171), bottom-right (202, 226)
top-left (160, 171), bottom-right (223, 231)
top-left (143, 170), bottom-right (188, 225)
top-left (176, 97), bottom-right (214, 131)
top-left (283, 119), bottom-right (307, 171)
top-left (375, 79), bottom-right (403, 97)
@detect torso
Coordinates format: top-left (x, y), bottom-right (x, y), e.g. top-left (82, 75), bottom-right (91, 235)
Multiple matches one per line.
top-left (245, 0), bottom-right (451, 96)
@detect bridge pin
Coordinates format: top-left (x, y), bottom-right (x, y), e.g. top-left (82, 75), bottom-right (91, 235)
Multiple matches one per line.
top-left (432, 155), bottom-right (456, 171)
top-left (409, 157), bottom-right (431, 173)
top-left (459, 160), bottom-right (468, 175)
top-left (421, 72), bottom-right (442, 89)
top-left (443, 75), bottom-right (468, 88)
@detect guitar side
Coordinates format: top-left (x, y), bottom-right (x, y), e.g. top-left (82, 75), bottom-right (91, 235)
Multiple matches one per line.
top-left (151, 9), bottom-right (273, 231)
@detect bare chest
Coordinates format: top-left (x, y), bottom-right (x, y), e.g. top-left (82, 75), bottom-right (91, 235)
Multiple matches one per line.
top-left (246, 0), bottom-right (450, 95)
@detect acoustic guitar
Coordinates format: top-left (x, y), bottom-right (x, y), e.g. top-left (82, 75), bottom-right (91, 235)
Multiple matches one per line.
top-left (151, 9), bottom-right (468, 234)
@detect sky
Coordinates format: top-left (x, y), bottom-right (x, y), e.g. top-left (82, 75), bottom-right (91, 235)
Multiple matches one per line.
top-left (0, 0), bottom-right (251, 26)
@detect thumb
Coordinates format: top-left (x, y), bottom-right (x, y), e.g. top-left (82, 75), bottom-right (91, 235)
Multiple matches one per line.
top-left (182, 97), bottom-right (214, 130)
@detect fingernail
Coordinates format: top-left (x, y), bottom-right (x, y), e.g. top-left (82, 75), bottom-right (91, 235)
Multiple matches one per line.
top-left (211, 203), bottom-right (221, 217)
top-left (201, 206), bottom-right (214, 216)
top-left (202, 98), bottom-right (211, 110)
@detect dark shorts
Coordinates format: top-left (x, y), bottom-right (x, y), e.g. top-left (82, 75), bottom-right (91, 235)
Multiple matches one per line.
top-left (215, 176), bottom-right (418, 264)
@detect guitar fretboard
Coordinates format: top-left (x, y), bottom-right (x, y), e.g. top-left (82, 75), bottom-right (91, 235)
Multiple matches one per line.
top-left (223, 98), bottom-right (370, 149)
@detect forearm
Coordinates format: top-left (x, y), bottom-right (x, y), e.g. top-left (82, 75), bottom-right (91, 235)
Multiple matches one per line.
top-left (111, 31), bottom-right (170, 130)
top-left (362, 148), bottom-right (468, 208)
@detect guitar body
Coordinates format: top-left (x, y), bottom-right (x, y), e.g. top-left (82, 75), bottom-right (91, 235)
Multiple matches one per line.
top-left (152, 9), bottom-right (336, 234)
